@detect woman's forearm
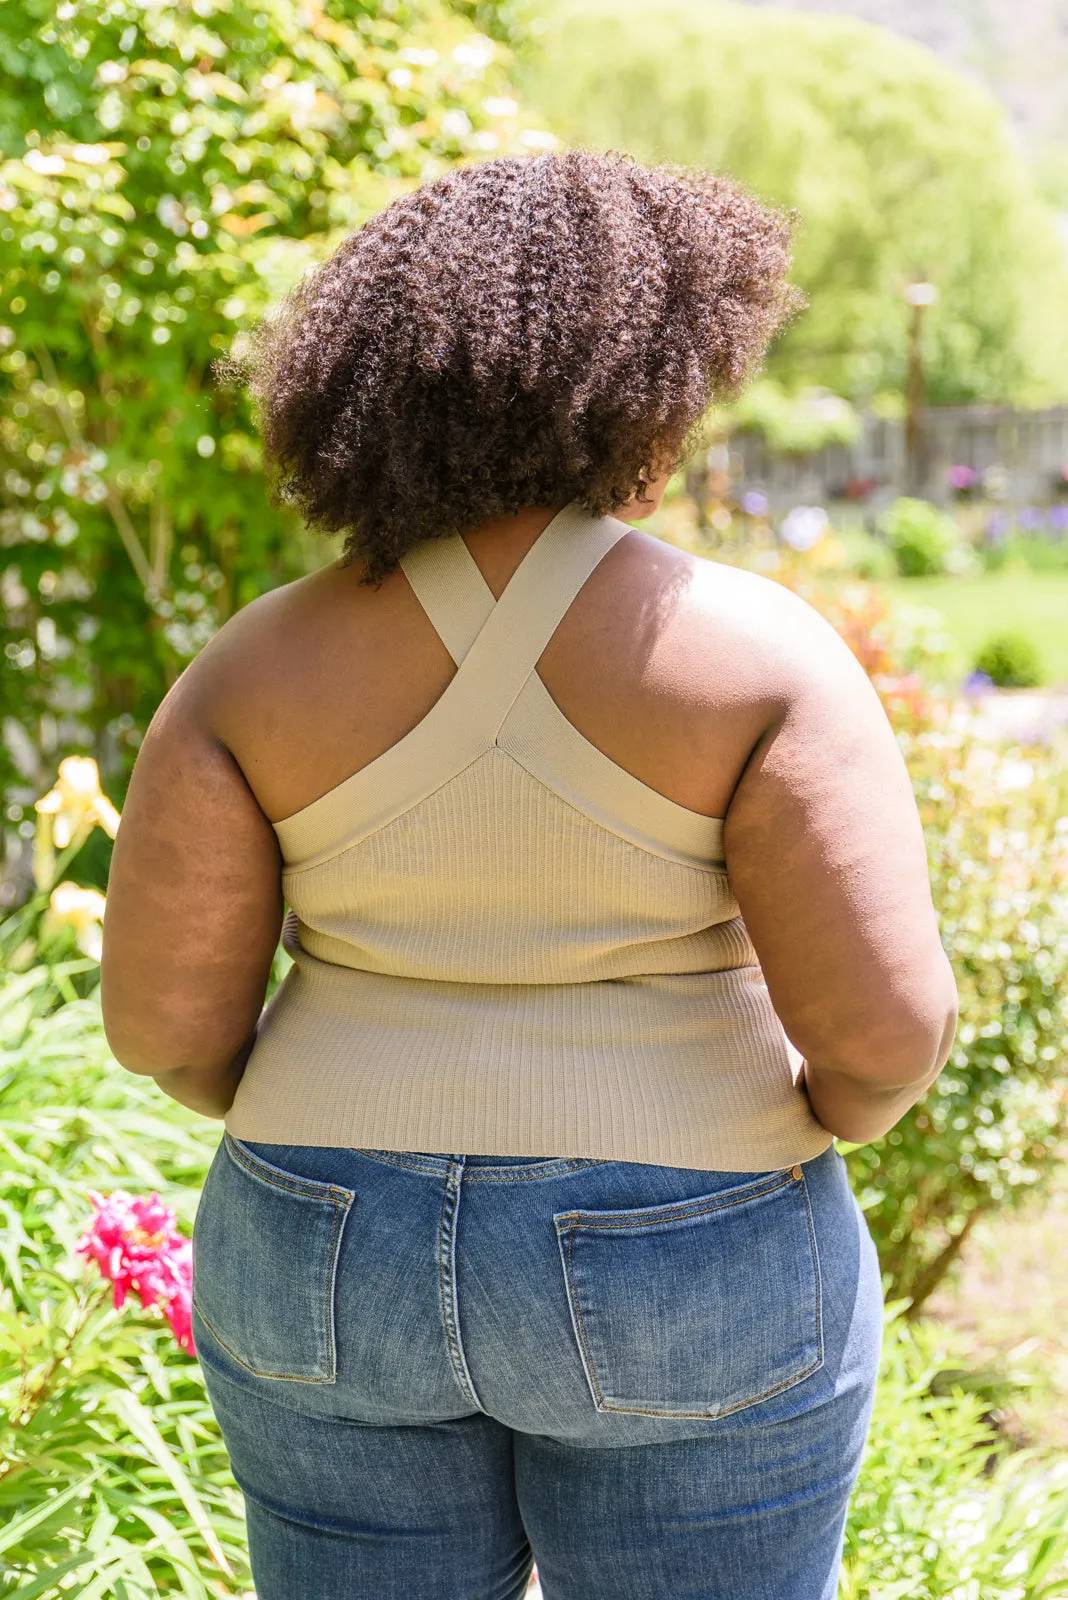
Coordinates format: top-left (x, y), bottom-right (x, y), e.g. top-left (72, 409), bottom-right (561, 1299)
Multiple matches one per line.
top-left (803, 1059), bottom-right (941, 1144)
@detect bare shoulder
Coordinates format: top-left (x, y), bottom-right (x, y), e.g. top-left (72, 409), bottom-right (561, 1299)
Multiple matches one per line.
top-left (157, 562), bottom-right (362, 727)
top-left (626, 529), bottom-right (870, 711)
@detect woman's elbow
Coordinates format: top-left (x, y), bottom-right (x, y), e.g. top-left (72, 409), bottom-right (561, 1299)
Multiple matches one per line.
top-left (799, 959), bottom-right (959, 1092)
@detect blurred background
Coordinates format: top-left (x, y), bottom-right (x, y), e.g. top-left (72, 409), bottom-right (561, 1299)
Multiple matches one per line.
top-left (3, 2), bottom-right (1068, 1595)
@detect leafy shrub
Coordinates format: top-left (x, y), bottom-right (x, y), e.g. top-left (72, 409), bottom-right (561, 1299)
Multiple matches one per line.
top-left (880, 497), bottom-right (970, 577)
top-left (0, 0), bottom-right (545, 822)
top-left (846, 719), bottom-right (1068, 1309)
top-left (841, 1310), bottom-right (1068, 1597)
top-left (759, 569), bottom-right (1068, 1309)
top-left (727, 379), bottom-right (862, 454)
top-left (834, 528), bottom-right (898, 583)
top-left (983, 535), bottom-right (1068, 574)
top-left (975, 632), bottom-right (1044, 688)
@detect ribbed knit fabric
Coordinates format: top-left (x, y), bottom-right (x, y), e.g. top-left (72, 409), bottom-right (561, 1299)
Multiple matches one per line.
top-left (225, 503), bottom-right (833, 1170)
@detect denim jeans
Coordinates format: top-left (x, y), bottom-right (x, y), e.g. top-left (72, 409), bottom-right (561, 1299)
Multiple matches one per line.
top-left (191, 1136), bottom-right (882, 1600)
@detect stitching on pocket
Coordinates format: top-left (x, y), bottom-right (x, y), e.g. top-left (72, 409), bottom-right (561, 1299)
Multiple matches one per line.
top-left (224, 1132), bottom-right (355, 1205)
top-left (553, 1169), bottom-right (793, 1234)
top-left (191, 1296), bottom-right (341, 1384)
top-left (560, 1225), bottom-right (607, 1410)
top-left (556, 1168), bottom-right (823, 1419)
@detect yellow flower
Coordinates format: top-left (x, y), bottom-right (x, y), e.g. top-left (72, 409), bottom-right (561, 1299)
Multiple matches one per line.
top-left (35, 756), bottom-right (121, 847)
top-left (43, 881), bottom-right (108, 961)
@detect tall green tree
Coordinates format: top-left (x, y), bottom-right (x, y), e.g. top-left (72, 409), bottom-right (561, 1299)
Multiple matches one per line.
top-left (520, 0), bottom-right (1068, 409)
top-left (0, 0), bottom-right (547, 867)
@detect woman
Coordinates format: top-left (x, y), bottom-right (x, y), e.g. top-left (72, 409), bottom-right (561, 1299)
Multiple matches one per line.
top-left (101, 151), bottom-right (958, 1600)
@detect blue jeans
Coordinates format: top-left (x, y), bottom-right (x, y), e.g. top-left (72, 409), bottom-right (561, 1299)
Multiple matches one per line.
top-left (191, 1137), bottom-right (882, 1599)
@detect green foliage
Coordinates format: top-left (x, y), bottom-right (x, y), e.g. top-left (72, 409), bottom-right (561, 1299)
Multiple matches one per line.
top-left (880, 497), bottom-right (968, 578)
top-left (832, 528), bottom-right (899, 584)
top-left (982, 535), bottom-right (1068, 576)
top-left (521, 0), bottom-right (1068, 408)
top-left (841, 1310), bottom-right (1068, 1597)
top-left (975, 632), bottom-right (1044, 689)
top-left (725, 380), bottom-right (861, 455)
top-left (846, 721), bottom-right (1068, 1309)
top-left (0, 0), bottom-right (543, 822)
top-left (0, 965), bottom-right (247, 1596)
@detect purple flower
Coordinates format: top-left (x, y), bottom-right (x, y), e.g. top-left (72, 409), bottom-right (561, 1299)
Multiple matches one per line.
top-left (780, 505), bottom-right (828, 551)
top-left (741, 490), bottom-right (769, 517)
top-left (1049, 505), bottom-right (1068, 534)
top-left (947, 464), bottom-right (978, 491)
top-left (963, 670), bottom-right (994, 696)
top-left (1016, 507), bottom-right (1043, 532)
top-left (984, 512), bottom-right (1010, 543)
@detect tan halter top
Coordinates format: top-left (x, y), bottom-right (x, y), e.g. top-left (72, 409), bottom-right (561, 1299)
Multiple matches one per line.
top-left (225, 502), bottom-right (831, 1170)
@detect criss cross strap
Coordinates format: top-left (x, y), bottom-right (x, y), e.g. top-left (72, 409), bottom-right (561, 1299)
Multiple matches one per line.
top-left (398, 533), bottom-right (492, 666)
top-left (399, 501), bottom-right (629, 742)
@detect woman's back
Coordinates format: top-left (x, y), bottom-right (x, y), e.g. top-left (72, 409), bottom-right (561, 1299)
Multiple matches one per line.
top-left (209, 502), bottom-right (833, 1168)
top-left (203, 506), bottom-right (774, 832)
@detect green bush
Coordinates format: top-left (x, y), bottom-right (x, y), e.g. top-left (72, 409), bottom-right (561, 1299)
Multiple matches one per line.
top-left (727, 380), bottom-right (861, 455)
top-left (846, 722), bottom-right (1068, 1309)
top-left (880, 498), bottom-right (970, 578)
top-left (982, 535), bottom-right (1068, 574)
top-left (975, 632), bottom-right (1044, 688)
top-left (834, 528), bottom-right (898, 583)
top-left (841, 1310), bottom-right (1068, 1597)
top-left (0, 0), bottom-right (545, 822)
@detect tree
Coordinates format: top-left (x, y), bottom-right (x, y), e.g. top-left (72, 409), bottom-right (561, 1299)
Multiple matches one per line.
top-left (0, 0), bottom-right (548, 884)
top-left (519, 0), bottom-right (1068, 409)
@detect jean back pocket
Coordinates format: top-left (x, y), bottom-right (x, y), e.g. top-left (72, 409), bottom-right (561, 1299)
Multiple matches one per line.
top-left (554, 1168), bottom-right (822, 1419)
top-left (192, 1133), bottom-right (355, 1383)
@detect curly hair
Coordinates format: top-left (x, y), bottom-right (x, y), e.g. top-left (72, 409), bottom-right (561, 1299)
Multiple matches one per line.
top-left (238, 150), bottom-right (798, 585)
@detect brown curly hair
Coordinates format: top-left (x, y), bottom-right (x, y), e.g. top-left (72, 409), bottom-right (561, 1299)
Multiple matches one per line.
top-left (239, 150), bottom-right (798, 585)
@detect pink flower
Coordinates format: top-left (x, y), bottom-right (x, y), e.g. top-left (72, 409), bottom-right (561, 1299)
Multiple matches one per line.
top-left (76, 1190), bottom-right (196, 1355)
top-left (161, 1236), bottom-right (194, 1355)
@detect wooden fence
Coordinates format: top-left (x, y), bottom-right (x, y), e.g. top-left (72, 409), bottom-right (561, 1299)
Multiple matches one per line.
top-left (725, 404), bottom-right (1068, 514)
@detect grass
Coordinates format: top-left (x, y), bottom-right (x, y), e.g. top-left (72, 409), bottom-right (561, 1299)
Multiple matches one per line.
top-left (885, 571), bottom-right (1068, 687)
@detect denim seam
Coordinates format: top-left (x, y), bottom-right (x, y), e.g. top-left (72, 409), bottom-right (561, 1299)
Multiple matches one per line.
top-left (463, 1160), bottom-right (609, 1182)
top-left (347, 1150), bottom-right (452, 1176)
top-left (557, 1166), bottom-right (823, 1420)
top-left (799, 1169), bottom-right (826, 1367)
top-left (437, 1158), bottom-right (485, 1410)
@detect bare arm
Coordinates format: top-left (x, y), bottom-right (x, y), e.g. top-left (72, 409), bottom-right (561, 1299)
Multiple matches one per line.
top-left (723, 583), bottom-right (958, 1143)
top-left (100, 644), bottom-right (284, 1117)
